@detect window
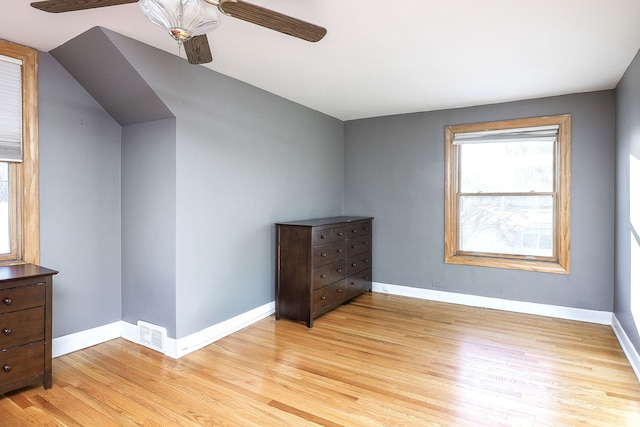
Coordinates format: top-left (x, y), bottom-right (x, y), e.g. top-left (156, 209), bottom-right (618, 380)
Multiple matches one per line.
top-left (0, 40), bottom-right (39, 265)
top-left (445, 115), bottom-right (570, 274)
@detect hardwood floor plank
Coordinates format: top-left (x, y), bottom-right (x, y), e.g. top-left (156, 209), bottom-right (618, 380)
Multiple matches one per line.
top-left (90, 339), bottom-right (315, 426)
top-left (1, 293), bottom-right (639, 425)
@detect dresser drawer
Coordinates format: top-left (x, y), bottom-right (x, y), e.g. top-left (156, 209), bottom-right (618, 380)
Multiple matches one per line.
top-left (331, 227), bottom-right (347, 242)
top-left (347, 234), bottom-right (371, 257)
top-left (313, 260), bottom-right (346, 290)
top-left (312, 227), bottom-right (347, 245)
top-left (313, 279), bottom-right (347, 313)
top-left (0, 341), bottom-right (44, 388)
top-left (347, 252), bottom-right (372, 276)
top-left (347, 269), bottom-right (372, 299)
top-left (0, 307), bottom-right (45, 349)
top-left (314, 241), bottom-right (346, 266)
top-left (313, 229), bottom-right (332, 245)
top-left (0, 284), bottom-right (45, 314)
top-left (346, 221), bottom-right (372, 238)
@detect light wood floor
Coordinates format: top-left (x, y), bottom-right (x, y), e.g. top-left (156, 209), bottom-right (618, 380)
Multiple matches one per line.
top-left (2, 293), bottom-right (640, 426)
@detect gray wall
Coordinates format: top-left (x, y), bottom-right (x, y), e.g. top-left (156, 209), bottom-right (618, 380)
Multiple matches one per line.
top-left (44, 28), bottom-right (344, 340)
top-left (121, 119), bottom-right (177, 337)
top-left (344, 91), bottom-right (616, 311)
top-left (173, 84), bottom-right (344, 337)
top-left (39, 52), bottom-right (122, 337)
top-left (615, 48), bottom-right (640, 354)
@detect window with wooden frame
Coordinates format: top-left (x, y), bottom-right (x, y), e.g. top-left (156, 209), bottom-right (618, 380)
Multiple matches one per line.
top-left (0, 40), bottom-right (39, 265)
top-left (445, 115), bottom-right (570, 274)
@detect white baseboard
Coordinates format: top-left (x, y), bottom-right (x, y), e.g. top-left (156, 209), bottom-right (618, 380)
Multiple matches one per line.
top-left (612, 315), bottom-right (640, 383)
top-left (52, 321), bottom-right (122, 358)
top-left (55, 302), bottom-right (276, 360)
top-left (372, 282), bottom-right (613, 325)
top-left (119, 320), bottom-right (138, 345)
top-left (173, 301), bottom-right (275, 358)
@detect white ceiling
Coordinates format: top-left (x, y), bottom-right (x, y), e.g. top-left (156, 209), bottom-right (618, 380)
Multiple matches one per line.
top-left (4, 0), bottom-right (640, 120)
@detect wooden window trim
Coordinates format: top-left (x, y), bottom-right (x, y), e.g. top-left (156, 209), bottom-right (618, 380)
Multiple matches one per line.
top-left (444, 114), bottom-right (570, 274)
top-left (0, 40), bottom-right (39, 265)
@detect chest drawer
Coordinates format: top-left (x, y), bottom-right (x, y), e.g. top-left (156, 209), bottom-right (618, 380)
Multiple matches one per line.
top-left (1, 284), bottom-right (45, 314)
top-left (346, 221), bottom-right (371, 238)
top-left (1, 307), bottom-right (45, 349)
top-left (313, 260), bottom-right (346, 290)
top-left (348, 252), bottom-right (372, 276)
top-left (347, 269), bottom-right (372, 299)
top-left (314, 241), bottom-right (346, 266)
top-left (0, 341), bottom-right (45, 388)
top-left (347, 235), bottom-right (371, 257)
top-left (312, 226), bottom-right (347, 245)
top-left (313, 279), bottom-right (347, 313)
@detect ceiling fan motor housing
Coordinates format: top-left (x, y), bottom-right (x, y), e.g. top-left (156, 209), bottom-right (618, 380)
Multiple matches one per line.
top-left (138, 0), bottom-right (221, 42)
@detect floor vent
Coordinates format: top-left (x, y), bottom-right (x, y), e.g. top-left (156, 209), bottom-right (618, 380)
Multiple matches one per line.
top-left (137, 321), bottom-right (166, 353)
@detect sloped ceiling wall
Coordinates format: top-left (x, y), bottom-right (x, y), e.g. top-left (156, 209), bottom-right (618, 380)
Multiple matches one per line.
top-left (50, 26), bottom-right (174, 126)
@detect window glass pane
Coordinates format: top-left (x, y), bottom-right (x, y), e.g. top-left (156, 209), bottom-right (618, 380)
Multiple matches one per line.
top-left (460, 195), bottom-right (553, 257)
top-left (459, 140), bottom-right (554, 193)
top-left (0, 162), bottom-right (9, 254)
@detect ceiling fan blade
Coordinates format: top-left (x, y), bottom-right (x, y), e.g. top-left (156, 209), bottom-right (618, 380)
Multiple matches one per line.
top-left (31, 0), bottom-right (137, 13)
top-left (219, 1), bottom-right (327, 42)
top-left (183, 35), bottom-right (213, 64)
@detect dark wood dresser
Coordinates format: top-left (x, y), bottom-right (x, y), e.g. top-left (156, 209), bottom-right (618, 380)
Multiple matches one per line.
top-left (275, 216), bottom-right (373, 327)
top-left (0, 264), bottom-right (58, 395)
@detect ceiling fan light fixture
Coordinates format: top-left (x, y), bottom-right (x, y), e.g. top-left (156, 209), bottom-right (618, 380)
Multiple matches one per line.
top-left (138, 0), bottom-right (221, 42)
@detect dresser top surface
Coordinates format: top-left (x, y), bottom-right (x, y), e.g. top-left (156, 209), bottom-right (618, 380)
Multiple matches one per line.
top-left (0, 263), bottom-right (58, 282)
top-left (275, 216), bottom-right (373, 227)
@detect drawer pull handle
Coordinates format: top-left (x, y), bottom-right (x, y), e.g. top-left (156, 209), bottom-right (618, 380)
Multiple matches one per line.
top-left (2, 364), bottom-right (10, 373)
top-left (2, 297), bottom-right (11, 306)
top-left (337, 289), bottom-right (343, 293)
top-left (364, 259), bottom-right (369, 263)
top-left (351, 229), bottom-right (357, 233)
top-left (2, 328), bottom-right (11, 336)
top-left (321, 296), bottom-right (327, 301)
top-left (321, 253), bottom-right (327, 257)
top-left (320, 274), bottom-right (326, 278)
top-left (363, 242), bottom-right (368, 246)
top-left (338, 249), bottom-right (343, 253)
top-left (337, 269), bottom-right (342, 273)
top-left (337, 232), bottom-right (344, 236)
top-left (351, 245), bottom-right (357, 249)
top-left (352, 263), bottom-right (357, 267)
top-left (320, 235), bottom-right (327, 239)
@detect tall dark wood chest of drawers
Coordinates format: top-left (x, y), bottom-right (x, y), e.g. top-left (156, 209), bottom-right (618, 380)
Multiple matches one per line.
top-left (275, 216), bottom-right (373, 327)
top-left (1, 264), bottom-right (58, 395)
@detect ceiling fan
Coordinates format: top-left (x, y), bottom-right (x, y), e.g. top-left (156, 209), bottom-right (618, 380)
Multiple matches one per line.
top-left (30, 0), bottom-right (327, 64)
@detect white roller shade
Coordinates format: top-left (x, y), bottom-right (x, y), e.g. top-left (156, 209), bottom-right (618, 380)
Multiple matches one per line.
top-left (453, 125), bottom-right (559, 145)
top-left (0, 55), bottom-right (23, 162)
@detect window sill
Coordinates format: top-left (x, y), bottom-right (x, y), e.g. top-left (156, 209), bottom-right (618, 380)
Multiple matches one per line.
top-left (445, 254), bottom-right (570, 274)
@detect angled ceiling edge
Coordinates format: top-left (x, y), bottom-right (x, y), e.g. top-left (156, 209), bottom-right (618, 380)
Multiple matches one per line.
top-left (50, 26), bottom-right (174, 126)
